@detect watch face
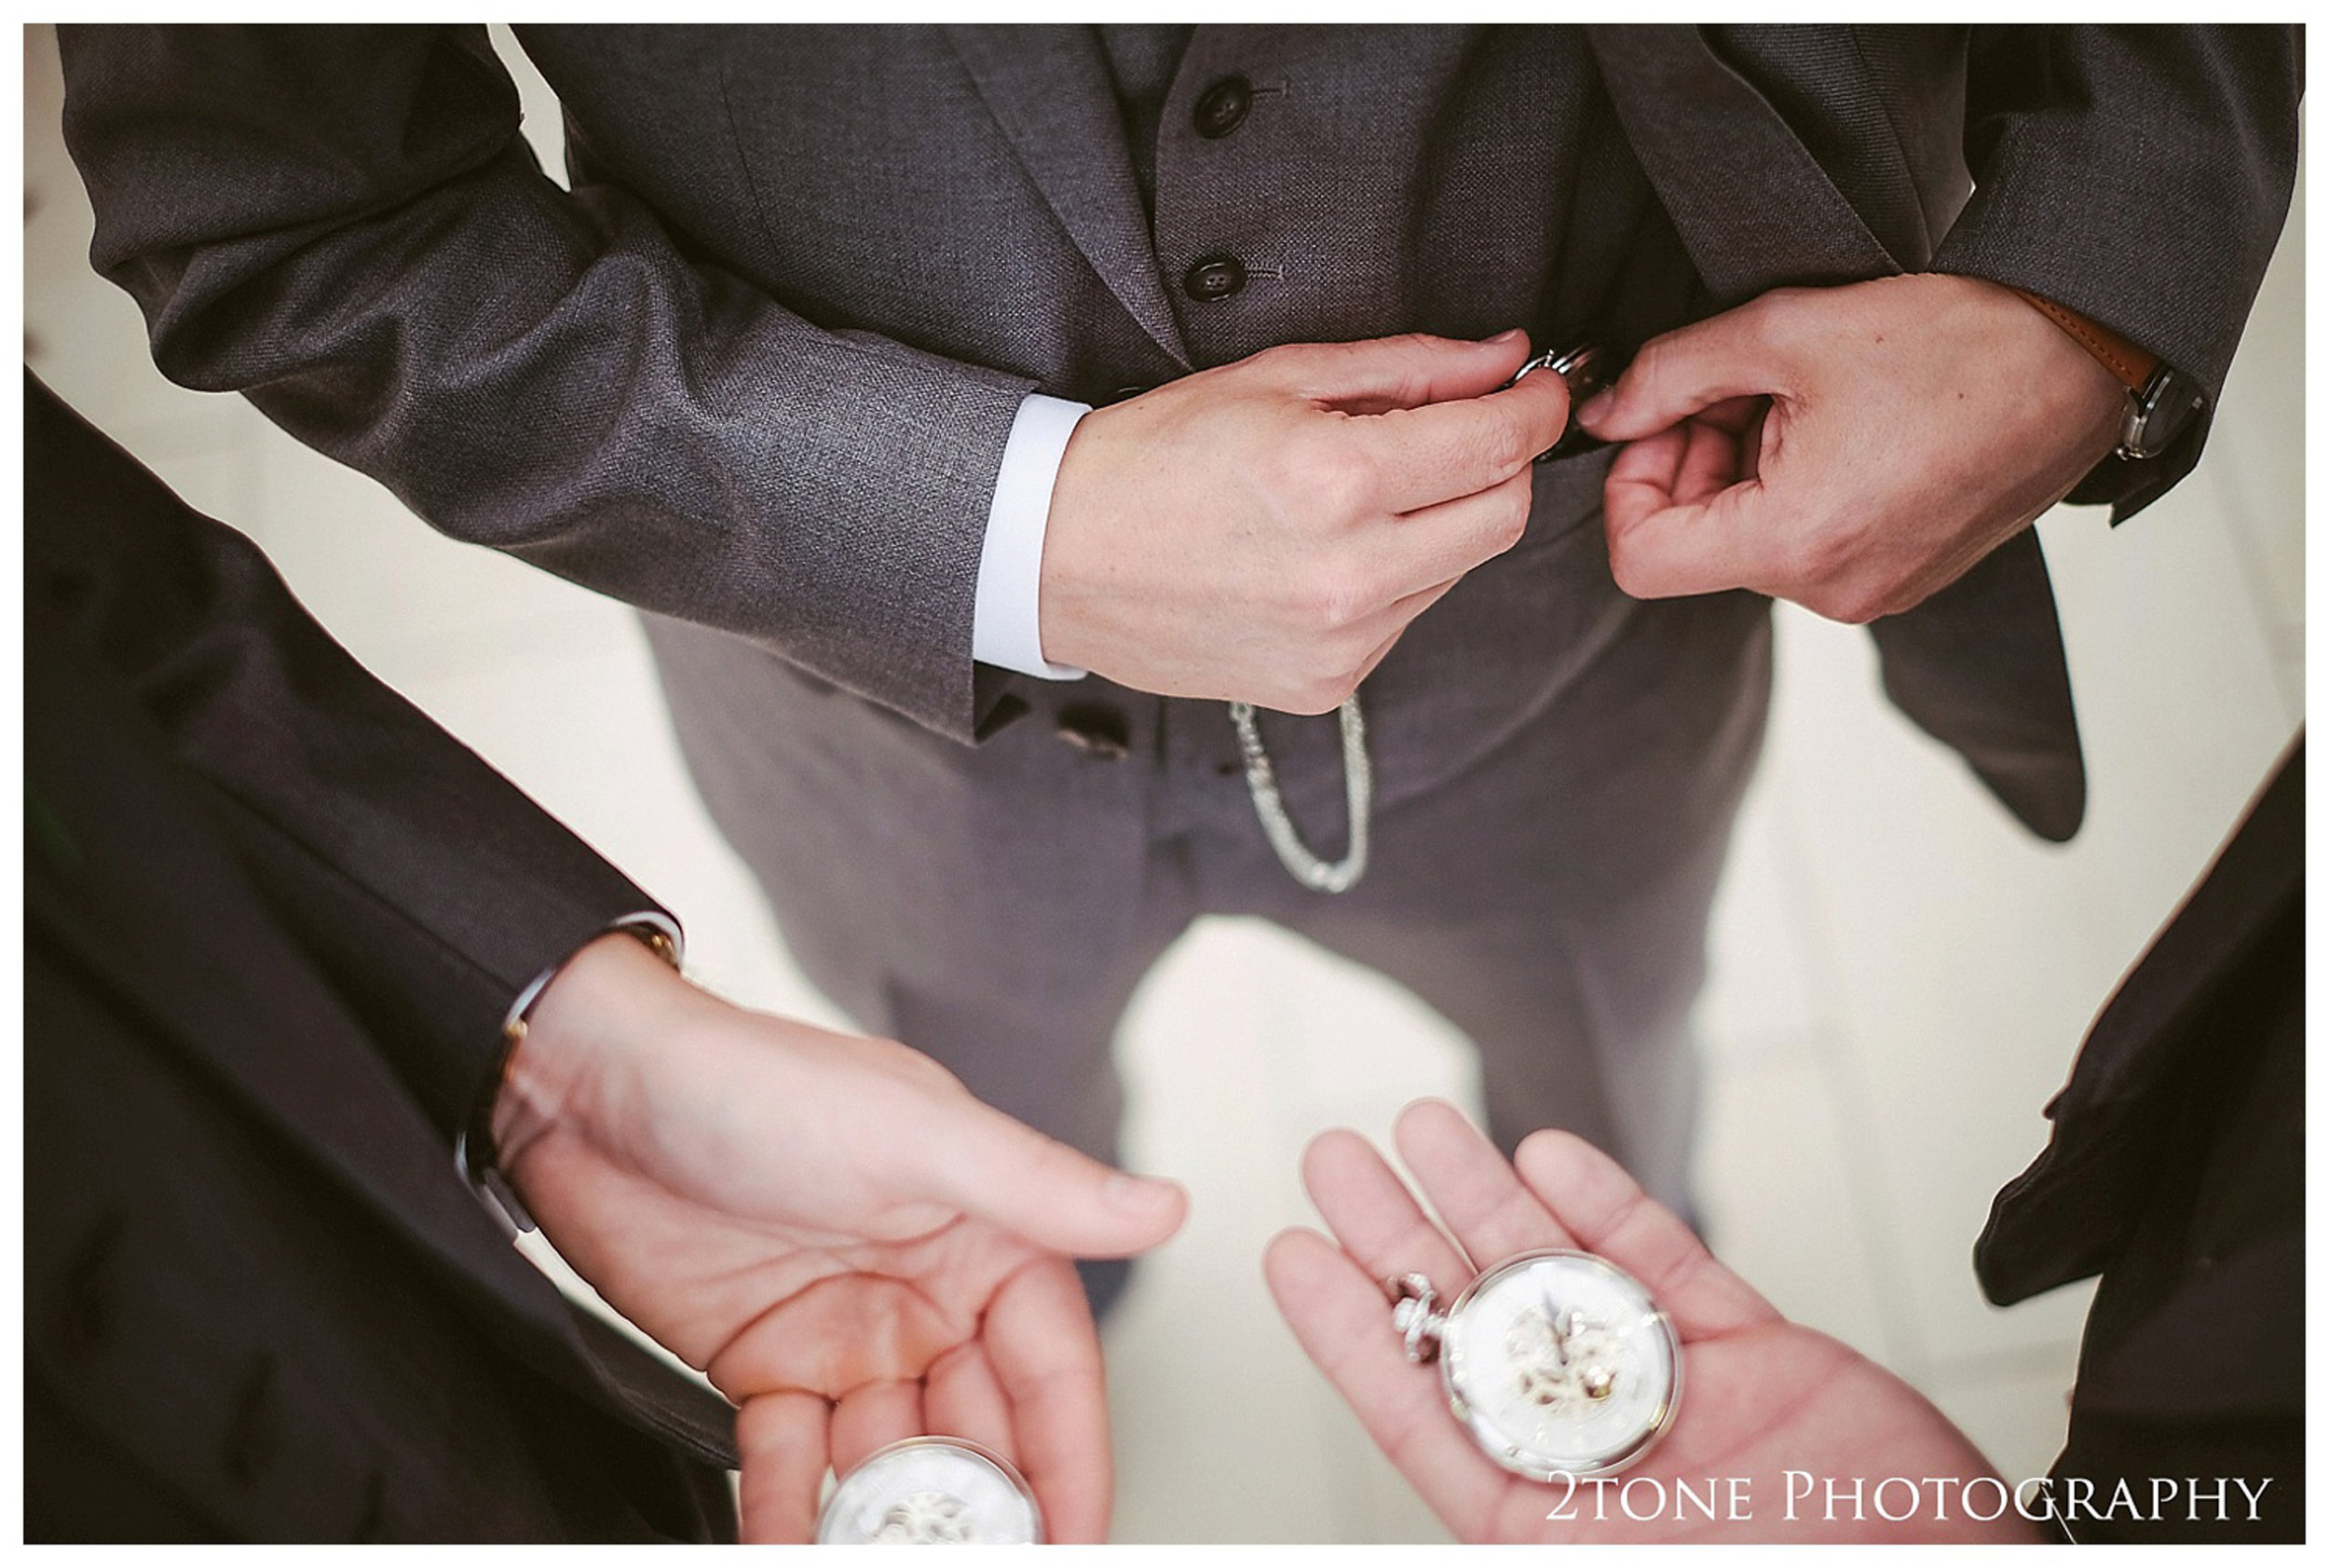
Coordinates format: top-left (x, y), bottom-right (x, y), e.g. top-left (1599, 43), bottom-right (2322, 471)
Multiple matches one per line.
top-left (2124, 365), bottom-right (2207, 459)
top-left (816, 1437), bottom-right (1044, 1545)
top-left (1440, 1249), bottom-right (1680, 1479)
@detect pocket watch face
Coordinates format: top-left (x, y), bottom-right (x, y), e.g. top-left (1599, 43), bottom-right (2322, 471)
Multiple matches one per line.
top-left (816, 1437), bottom-right (1044, 1545)
top-left (1440, 1249), bottom-right (1680, 1479)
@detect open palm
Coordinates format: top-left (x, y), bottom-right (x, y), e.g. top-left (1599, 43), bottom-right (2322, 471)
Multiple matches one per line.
top-left (498, 935), bottom-right (1186, 1541)
top-left (1265, 1099), bottom-right (2039, 1543)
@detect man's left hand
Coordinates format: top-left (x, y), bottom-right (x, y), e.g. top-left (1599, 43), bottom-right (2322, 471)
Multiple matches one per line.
top-left (1575, 273), bottom-right (2124, 622)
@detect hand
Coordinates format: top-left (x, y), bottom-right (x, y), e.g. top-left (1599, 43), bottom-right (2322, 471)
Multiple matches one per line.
top-left (1264, 1099), bottom-right (2038, 1543)
top-left (1574, 273), bottom-right (2124, 623)
top-left (493, 934), bottom-right (1189, 1542)
top-left (1040, 331), bottom-right (1571, 712)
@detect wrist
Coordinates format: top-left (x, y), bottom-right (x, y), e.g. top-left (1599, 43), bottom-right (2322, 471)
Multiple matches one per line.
top-left (2005, 286), bottom-right (2156, 391)
top-left (1998, 283), bottom-right (2199, 461)
top-left (1948, 276), bottom-right (2123, 463)
top-left (1039, 397), bottom-right (1162, 679)
top-left (489, 925), bottom-right (693, 1174)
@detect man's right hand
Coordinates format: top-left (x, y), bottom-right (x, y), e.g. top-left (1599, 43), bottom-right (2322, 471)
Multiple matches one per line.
top-left (493, 934), bottom-right (1189, 1542)
top-left (1039, 332), bottom-right (1571, 712)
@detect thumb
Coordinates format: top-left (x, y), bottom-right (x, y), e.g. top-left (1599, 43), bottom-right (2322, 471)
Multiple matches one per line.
top-left (1576, 304), bottom-right (1786, 442)
top-left (1277, 328), bottom-right (1535, 414)
top-left (919, 1099), bottom-right (1188, 1258)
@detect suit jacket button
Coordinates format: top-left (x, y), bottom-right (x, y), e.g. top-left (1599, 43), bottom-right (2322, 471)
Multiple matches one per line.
top-left (1105, 384), bottom-right (1151, 404)
top-left (1056, 704), bottom-right (1131, 759)
top-left (1193, 75), bottom-right (1253, 138)
top-left (1182, 254), bottom-right (1246, 303)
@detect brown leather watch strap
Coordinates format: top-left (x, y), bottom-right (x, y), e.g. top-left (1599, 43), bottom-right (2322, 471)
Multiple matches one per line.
top-left (2009, 287), bottom-right (2157, 392)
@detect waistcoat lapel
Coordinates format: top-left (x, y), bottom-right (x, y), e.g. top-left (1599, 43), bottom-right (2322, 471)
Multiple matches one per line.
top-left (946, 23), bottom-right (1192, 369)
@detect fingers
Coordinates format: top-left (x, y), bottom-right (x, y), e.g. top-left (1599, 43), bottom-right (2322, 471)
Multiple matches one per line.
top-left (1275, 329), bottom-right (1535, 414)
top-left (1578, 302), bottom-right (1798, 605)
top-left (1241, 470), bottom-right (1517, 715)
top-left (828, 1378), bottom-right (925, 1478)
top-left (1575, 301), bottom-right (1791, 443)
top-left (1300, 1125), bottom-right (1474, 1290)
top-left (916, 1095), bottom-right (1187, 1260)
top-left (1261, 330), bottom-right (1564, 515)
top-left (1262, 1228), bottom-right (1513, 1534)
top-left (1339, 574), bottom-right (1457, 694)
top-left (1663, 395), bottom-right (1766, 498)
top-left (1391, 1098), bottom-right (1574, 1263)
top-left (985, 1259), bottom-right (1113, 1543)
top-left (1510, 1128), bottom-right (1778, 1341)
top-left (735, 1389), bottom-right (832, 1544)
top-left (1378, 464), bottom-right (1535, 591)
top-left (924, 1342), bottom-right (1018, 1466)
top-left (1359, 371), bottom-right (1571, 513)
top-left (1601, 420), bottom-right (1774, 602)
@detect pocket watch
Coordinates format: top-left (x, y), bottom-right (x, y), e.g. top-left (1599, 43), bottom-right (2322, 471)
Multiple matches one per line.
top-left (816, 1436), bottom-right (1043, 1545)
top-left (1389, 1248), bottom-right (1681, 1480)
top-left (1509, 341), bottom-right (1614, 463)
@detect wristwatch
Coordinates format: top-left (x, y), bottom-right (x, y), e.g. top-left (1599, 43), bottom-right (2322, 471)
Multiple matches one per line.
top-left (456, 913), bottom-right (686, 1235)
top-left (2009, 288), bottom-right (2205, 461)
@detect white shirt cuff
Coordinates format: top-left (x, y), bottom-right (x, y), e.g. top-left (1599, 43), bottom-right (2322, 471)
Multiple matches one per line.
top-left (974, 393), bottom-right (1090, 681)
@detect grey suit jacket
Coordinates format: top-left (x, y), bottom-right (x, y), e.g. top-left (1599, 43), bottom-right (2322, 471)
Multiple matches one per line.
top-left (59, 24), bottom-right (2303, 839)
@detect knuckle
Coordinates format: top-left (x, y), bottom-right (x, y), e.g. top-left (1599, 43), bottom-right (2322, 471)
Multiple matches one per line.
top-left (1853, 568), bottom-right (1918, 623)
top-left (1799, 567), bottom-right (1887, 625)
top-left (1248, 341), bottom-right (1307, 378)
top-left (1258, 438), bottom-right (1308, 496)
top-left (1831, 591), bottom-right (1886, 626)
top-left (1473, 477), bottom-right (1532, 555)
top-left (1620, 334), bottom-right (1671, 400)
top-left (1605, 537), bottom-right (1654, 598)
top-left (1784, 519), bottom-right (1855, 586)
top-left (1741, 292), bottom-right (1805, 359)
top-left (1309, 448), bottom-right (1377, 519)
top-left (1262, 441), bottom-right (1326, 509)
top-left (1495, 484), bottom-right (1534, 548)
top-left (1478, 412), bottom-right (1536, 475)
top-left (1286, 674), bottom-right (1353, 715)
top-left (1276, 565), bottom-right (1345, 633)
top-left (1307, 563), bottom-right (1377, 632)
top-left (1390, 333), bottom-right (1449, 396)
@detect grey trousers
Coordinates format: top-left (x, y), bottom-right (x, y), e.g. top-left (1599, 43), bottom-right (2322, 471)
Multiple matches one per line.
top-left (645, 453), bottom-right (1771, 1212)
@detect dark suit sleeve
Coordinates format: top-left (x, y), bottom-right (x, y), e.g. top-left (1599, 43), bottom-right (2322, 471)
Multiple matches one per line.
top-left (25, 373), bottom-right (665, 1146)
top-left (56, 23), bottom-right (1035, 740)
top-left (1928, 25), bottom-right (2303, 521)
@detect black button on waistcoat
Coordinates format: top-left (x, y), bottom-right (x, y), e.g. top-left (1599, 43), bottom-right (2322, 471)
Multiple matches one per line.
top-left (1182, 254), bottom-right (1247, 303)
top-left (1192, 75), bottom-right (1253, 139)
